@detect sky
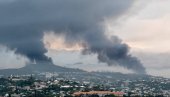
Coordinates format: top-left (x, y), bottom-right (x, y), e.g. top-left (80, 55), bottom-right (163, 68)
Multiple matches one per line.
top-left (0, 0), bottom-right (170, 78)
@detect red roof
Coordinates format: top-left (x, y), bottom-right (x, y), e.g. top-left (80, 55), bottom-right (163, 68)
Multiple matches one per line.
top-left (73, 91), bottom-right (124, 96)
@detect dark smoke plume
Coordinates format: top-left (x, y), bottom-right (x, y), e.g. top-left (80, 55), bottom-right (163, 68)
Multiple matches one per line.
top-left (0, 0), bottom-right (146, 73)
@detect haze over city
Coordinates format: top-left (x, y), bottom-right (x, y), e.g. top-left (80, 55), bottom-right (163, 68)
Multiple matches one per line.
top-left (0, 0), bottom-right (170, 78)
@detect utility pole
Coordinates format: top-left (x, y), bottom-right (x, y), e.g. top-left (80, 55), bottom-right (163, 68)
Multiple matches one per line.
top-left (34, 90), bottom-right (37, 97)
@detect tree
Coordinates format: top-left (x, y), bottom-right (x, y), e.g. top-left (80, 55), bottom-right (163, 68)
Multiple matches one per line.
top-left (64, 95), bottom-right (73, 97)
top-left (89, 94), bottom-right (99, 97)
top-left (105, 94), bottom-right (116, 97)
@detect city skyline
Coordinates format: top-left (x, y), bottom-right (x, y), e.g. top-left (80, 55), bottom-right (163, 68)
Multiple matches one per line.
top-left (0, 0), bottom-right (170, 78)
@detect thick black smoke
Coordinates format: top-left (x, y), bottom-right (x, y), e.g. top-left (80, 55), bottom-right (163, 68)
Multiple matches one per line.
top-left (0, 0), bottom-right (146, 73)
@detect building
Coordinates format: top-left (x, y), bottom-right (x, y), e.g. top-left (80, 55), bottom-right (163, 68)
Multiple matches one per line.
top-left (73, 91), bottom-right (124, 97)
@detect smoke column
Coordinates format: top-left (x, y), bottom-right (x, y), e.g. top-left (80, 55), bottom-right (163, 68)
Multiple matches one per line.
top-left (0, 0), bottom-right (146, 73)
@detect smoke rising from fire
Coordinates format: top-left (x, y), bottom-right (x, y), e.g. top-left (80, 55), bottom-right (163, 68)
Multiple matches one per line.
top-left (0, 0), bottom-right (146, 73)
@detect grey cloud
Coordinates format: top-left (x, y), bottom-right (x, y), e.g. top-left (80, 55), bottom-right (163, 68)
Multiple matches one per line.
top-left (134, 52), bottom-right (170, 70)
top-left (0, 0), bottom-right (145, 73)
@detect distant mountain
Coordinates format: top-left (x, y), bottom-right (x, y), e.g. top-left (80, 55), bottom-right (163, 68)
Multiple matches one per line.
top-left (0, 62), bottom-right (84, 76)
top-left (0, 62), bottom-right (153, 80)
top-left (91, 71), bottom-right (151, 80)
